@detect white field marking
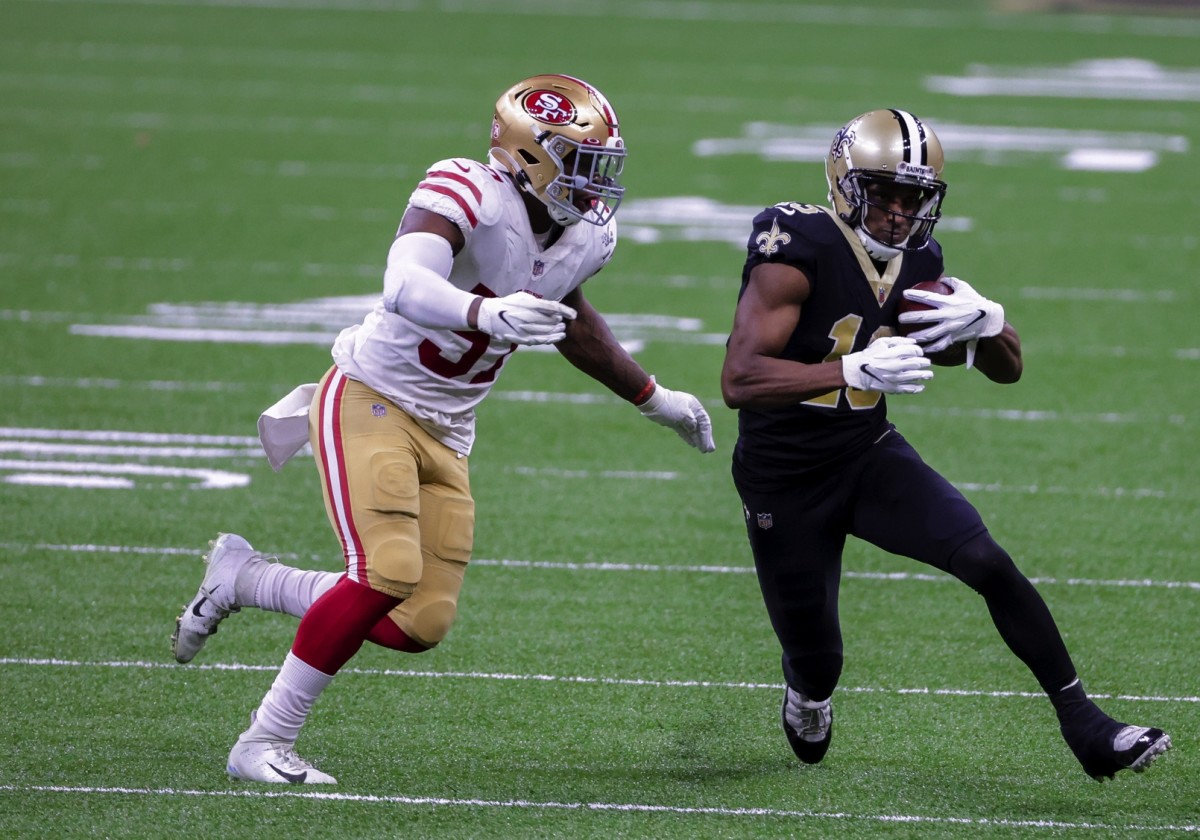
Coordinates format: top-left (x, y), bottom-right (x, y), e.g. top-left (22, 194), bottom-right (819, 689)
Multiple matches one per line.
top-left (56, 295), bottom-right (714, 349)
top-left (3, 379), bottom-right (1191, 427)
top-left (0, 460), bottom-right (249, 489)
top-left (508, 466), bottom-right (680, 481)
top-left (886, 404), bottom-right (1189, 427)
top-left (4, 542), bottom-right (1198, 592)
top-left (41, 0), bottom-right (1200, 38)
top-left (0, 442), bottom-right (261, 459)
top-left (694, 121), bottom-right (1187, 173)
top-left (0, 427), bottom-right (259, 445)
top-left (1018, 286), bottom-right (1178, 302)
top-left (1, 658), bottom-right (1198, 709)
top-left (0, 428), bottom-right (262, 490)
top-left (5, 473), bottom-right (135, 488)
top-left (928, 58), bottom-right (1200, 102)
top-left (68, 324), bottom-right (339, 345)
top-left (0, 786), bottom-right (1195, 833)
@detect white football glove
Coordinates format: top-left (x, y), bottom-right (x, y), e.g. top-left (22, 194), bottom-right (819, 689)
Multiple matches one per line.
top-left (637, 379), bottom-right (716, 453)
top-left (841, 336), bottom-right (933, 395)
top-left (899, 277), bottom-right (1005, 365)
top-left (476, 291), bottom-right (577, 346)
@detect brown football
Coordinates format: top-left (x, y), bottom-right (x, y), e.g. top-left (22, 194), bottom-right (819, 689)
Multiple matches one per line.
top-left (897, 279), bottom-right (953, 336)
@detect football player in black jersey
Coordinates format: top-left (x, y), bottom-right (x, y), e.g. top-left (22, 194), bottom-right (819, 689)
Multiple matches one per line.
top-left (720, 109), bottom-right (1170, 780)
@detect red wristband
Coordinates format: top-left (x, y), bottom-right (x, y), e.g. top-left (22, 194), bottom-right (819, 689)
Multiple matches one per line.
top-left (632, 379), bottom-right (656, 406)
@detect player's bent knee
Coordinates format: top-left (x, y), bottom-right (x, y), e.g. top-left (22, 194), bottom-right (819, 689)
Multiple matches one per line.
top-left (948, 533), bottom-right (1020, 594)
top-left (408, 597), bottom-right (458, 648)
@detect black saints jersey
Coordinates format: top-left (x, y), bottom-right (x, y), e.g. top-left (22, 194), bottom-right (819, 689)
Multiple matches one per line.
top-left (732, 202), bottom-right (944, 489)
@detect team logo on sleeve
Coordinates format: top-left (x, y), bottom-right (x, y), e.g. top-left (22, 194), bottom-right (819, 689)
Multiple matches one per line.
top-left (755, 219), bottom-right (791, 256)
top-left (523, 90), bottom-right (577, 125)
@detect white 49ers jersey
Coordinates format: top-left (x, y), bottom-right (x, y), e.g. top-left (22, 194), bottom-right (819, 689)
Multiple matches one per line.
top-left (332, 157), bottom-right (618, 456)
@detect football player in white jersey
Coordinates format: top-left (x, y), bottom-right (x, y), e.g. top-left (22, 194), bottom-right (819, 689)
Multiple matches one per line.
top-left (170, 75), bottom-right (715, 785)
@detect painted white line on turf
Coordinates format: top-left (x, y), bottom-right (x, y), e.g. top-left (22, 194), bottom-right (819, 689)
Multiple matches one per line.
top-left (1, 658), bottom-right (1197, 705)
top-left (4, 382), bottom-right (1191, 427)
top-left (0, 785), bottom-right (1194, 833)
top-left (0, 461), bottom-right (249, 489)
top-left (3, 542), bottom-right (1198, 591)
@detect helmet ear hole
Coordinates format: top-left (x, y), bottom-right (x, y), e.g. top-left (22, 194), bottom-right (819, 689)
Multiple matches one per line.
top-left (517, 149), bottom-right (540, 166)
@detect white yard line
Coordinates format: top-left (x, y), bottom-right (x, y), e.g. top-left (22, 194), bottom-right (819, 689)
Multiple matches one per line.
top-left (1, 657), bottom-right (1198, 705)
top-left (0, 784), bottom-right (1194, 832)
top-left (3, 542), bottom-right (1198, 591)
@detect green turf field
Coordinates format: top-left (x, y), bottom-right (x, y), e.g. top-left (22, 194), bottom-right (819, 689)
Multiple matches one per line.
top-left (1, 0), bottom-right (1197, 836)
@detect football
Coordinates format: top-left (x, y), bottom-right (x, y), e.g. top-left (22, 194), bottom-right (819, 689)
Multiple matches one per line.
top-left (897, 279), bottom-right (953, 336)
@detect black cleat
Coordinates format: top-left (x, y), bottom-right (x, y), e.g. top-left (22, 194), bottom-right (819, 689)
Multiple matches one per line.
top-left (1066, 723), bottom-right (1172, 781)
top-left (781, 687), bottom-right (832, 765)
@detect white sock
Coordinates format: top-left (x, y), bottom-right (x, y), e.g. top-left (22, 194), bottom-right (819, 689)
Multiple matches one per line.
top-left (246, 652), bottom-right (334, 744)
top-left (236, 563), bottom-right (340, 618)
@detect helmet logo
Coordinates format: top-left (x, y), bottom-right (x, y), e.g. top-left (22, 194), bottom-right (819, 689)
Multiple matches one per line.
top-left (830, 125), bottom-right (855, 161)
top-left (523, 90), bottom-right (576, 125)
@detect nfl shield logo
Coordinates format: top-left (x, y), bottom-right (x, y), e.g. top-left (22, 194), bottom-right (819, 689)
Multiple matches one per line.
top-left (756, 512), bottom-right (773, 530)
top-left (371, 403), bottom-right (387, 417)
top-left (532, 259), bottom-right (545, 277)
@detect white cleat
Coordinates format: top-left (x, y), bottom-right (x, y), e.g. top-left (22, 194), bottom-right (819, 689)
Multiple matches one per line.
top-left (171, 533), bottom-right (259, 663)
top-left (227, 738), bottom-right (337, 785)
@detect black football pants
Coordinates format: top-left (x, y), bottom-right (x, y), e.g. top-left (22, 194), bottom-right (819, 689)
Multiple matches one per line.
top-left (733, 429), bottom-right (1078, 701)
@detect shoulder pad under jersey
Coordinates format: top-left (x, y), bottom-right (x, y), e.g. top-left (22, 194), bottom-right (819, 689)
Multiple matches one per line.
top-left (408, 158), bottom-right (507, 238)
top-left (746, 202), bottom-right (833, 263)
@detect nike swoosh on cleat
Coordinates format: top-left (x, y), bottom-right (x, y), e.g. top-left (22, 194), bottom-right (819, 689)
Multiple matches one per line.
top-left (268, 763), bottom-right (308, 783)
top-left (190, 584), bottom-right (221, 617)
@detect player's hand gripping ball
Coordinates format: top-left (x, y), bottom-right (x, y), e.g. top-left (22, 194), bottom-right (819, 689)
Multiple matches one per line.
top-left (896, 279), bottom-right (953, 337)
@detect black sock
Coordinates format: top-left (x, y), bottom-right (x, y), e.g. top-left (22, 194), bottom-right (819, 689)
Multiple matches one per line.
top-left (1049, 678), bottom-right (1114, 734)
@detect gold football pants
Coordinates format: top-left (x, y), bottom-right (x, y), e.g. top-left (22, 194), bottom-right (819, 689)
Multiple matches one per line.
top-left (309, 366), bottom-right (473, 647)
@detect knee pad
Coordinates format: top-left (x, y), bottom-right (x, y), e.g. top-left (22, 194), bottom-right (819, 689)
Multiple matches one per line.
top-left (405, 597), bottom-right (458, 648)
top-left (366, 529), bottom-right (423, 597)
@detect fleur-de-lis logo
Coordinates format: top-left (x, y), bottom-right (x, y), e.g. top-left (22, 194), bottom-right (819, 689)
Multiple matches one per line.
top-left (756, 219), bottom-right (791, 257)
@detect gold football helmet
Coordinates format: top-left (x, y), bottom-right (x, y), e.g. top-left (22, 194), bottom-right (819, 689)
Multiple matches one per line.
top-left (825, 109), bottom-right (947, 260)
top-left (489, 74), bottom-right (626, 227)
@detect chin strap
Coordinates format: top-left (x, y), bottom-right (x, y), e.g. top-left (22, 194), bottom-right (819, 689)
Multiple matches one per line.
top-left (856, 225), bottom-right (904, 261)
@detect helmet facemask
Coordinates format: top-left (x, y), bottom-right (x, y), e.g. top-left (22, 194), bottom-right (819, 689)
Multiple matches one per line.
top-left (539, 131), bottom-right (626, 226)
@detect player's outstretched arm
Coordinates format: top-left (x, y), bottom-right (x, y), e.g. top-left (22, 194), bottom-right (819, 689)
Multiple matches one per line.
top-left (556, 287), bottom-right (714, 453)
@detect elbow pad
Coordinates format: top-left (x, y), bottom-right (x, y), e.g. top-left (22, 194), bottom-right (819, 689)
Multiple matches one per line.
top-left (382, 232), bottom-right (473, 329)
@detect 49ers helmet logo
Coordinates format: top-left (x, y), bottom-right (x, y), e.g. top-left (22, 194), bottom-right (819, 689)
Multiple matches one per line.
top-left (523, 90), bottom-right (576, 125)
